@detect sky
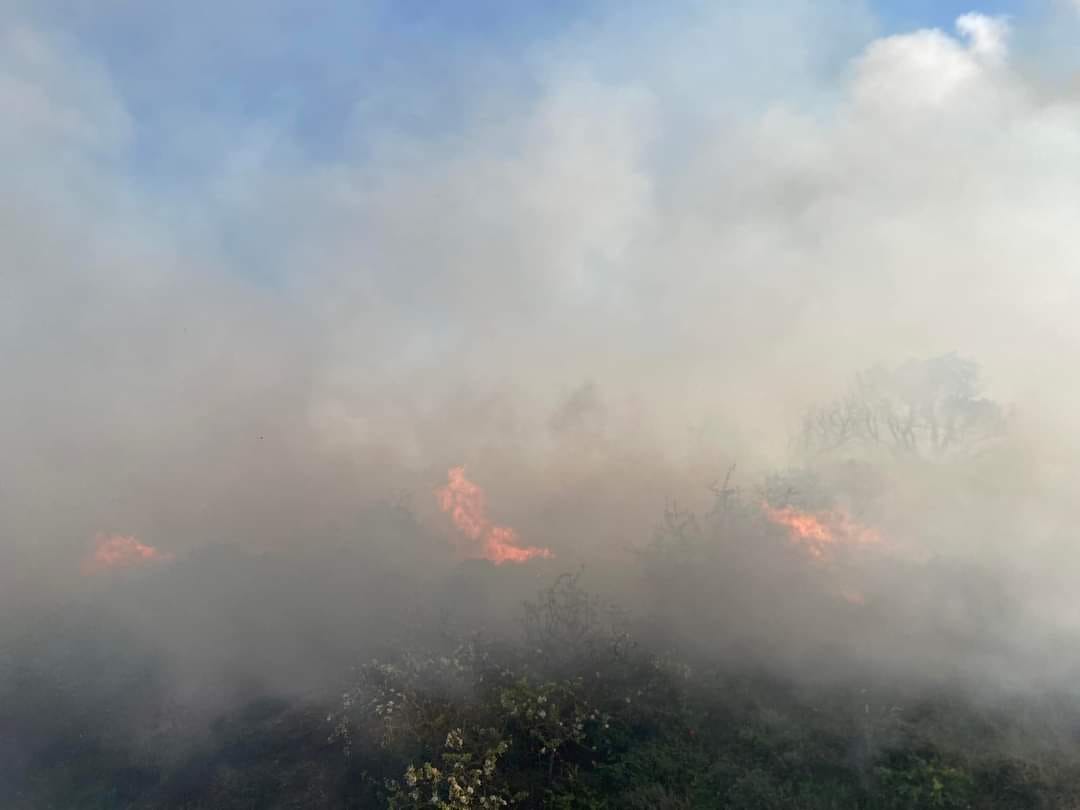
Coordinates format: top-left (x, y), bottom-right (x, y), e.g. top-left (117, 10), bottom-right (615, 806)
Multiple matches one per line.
top-left (0, 1), bottom-right (1037, 180)
top-left (5, 0), bottom-right (1080, 581)
top-left (878, 0), bottom-right (1022, 28)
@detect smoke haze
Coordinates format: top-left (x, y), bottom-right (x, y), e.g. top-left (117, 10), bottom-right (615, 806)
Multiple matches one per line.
top-left (5, 1), bottom-right (1080, 722)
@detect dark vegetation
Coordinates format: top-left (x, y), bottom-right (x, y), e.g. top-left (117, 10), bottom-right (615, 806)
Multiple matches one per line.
top-left (5, 552), bottom-right (1080, 809)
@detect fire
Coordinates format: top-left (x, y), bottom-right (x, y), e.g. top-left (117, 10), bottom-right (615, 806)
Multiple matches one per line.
top-left (81, 532), bottom-right (174, 576)
top-left (436, 467), bottom-right (553, 565)
top-left (761, 502), bottom-right (881, 561)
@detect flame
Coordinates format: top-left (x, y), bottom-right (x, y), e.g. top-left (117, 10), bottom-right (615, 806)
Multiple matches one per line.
top-left (81, 533), bottom-right (174, 576)
top-left (761, 502), bottom-right (881, 561)
top-left (436, 467), bottom-right (553, 565)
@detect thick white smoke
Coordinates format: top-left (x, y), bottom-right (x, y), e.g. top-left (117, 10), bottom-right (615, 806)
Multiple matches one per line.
top-left (3, 6), bottom-right (1080, 647)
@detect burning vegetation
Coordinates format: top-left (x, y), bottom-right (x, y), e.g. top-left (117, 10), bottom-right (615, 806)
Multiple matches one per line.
top-left (436, 466), bottom-right (554, 565)
top-left (761, 502), bottom-right (883, 560)
top-left (12, 357), bottom-right (1079, 810)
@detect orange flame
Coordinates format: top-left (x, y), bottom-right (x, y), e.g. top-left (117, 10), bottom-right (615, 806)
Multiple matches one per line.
top-left (81, 533), bottom-right (174, 576)
top-left (436, 467), bottom-right (553, 565)
top-left (761, 502), bottom-right (881, 561)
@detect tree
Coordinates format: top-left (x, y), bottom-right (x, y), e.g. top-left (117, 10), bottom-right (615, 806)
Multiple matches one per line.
top-left (798, 354), bottom-right (1006, 461)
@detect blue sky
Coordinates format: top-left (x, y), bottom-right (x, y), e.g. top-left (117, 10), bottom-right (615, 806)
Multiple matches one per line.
top-left (9, 0), bottom-right (1036, 182)
top-left (7, 0), bottom-right (1061, 297)
top-left (876, 0), bottom-right (1024, 29)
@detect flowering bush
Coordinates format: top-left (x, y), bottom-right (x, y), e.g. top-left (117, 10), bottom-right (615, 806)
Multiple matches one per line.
top-left (387, 728), bottom-right (520, 809)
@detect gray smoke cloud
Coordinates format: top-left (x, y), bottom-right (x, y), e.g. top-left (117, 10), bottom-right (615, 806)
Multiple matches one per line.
top-left (4, 3), bottom-right (1080, 692)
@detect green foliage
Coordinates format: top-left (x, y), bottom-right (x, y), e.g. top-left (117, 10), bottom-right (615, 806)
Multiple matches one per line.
top-left (875, 753), bottom-right (975, 809)
top-left (8, 571), bottom-right (1080, 809)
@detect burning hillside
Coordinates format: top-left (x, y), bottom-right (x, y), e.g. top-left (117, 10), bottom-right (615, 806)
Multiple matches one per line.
top-left (436, 466), bottom-right (554, 565)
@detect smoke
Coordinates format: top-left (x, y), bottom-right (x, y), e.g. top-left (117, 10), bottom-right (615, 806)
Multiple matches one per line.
top-left (5, 2), bottom-right (1080, 700)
